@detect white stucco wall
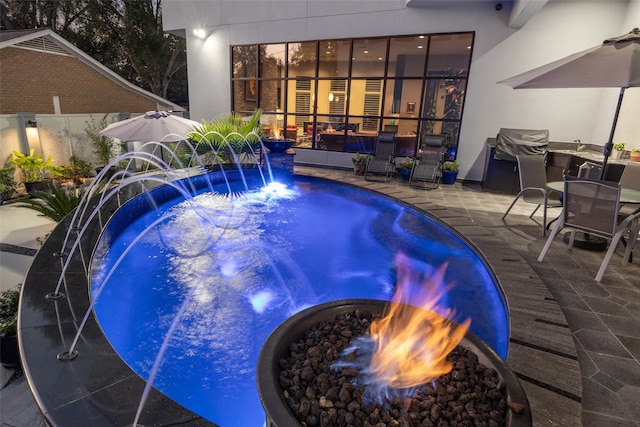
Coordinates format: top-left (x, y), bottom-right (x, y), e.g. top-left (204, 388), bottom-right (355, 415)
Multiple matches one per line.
top-left (164, 0), bottom-right (639, 181)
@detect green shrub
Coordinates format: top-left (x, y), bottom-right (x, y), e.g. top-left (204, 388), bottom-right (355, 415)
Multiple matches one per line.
top-left (11, 150), bottom-right (61, 182)
top-left (443, 160), bottom-right (459, 172)
top-left (0, 285), bottom-right (20, 335)
top-left (188, 110), bottom-right (262, 163)
top-left (0, 166), bottom-right (16, 199)
top-left (15, 183), bottom-right (86, 222)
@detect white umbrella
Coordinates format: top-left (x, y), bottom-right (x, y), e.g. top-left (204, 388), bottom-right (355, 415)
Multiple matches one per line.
top-left (499, 28), bottom-right (640, 177)
top-left (99, 111), bottom-right (199, 142)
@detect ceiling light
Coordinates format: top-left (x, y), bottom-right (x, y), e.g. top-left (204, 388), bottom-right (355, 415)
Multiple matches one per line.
top-left (417, 45), bottom-right (423, 49)
top-left (193, 28), bottom-right (207, 39)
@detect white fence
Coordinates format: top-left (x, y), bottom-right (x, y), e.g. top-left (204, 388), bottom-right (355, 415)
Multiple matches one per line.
top-left (0, 113), bottom-right (125, 169)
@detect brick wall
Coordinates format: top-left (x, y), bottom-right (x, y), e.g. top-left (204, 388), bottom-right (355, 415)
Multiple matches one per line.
top-left (0, 47), bottom-right (160, 114)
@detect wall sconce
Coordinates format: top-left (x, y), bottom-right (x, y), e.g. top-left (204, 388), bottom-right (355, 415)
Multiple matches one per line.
top-left (26, 120), bottom-right (37, 128)
top-left (328, 93), bottom-right (334, 102)
top-left (193, 28), bottom-right (207, 39)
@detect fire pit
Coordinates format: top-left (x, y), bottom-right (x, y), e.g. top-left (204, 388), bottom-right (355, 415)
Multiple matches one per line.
top-left (257, 299), bottom-right (531, 427)
top-left (262, 137), bottom-right (295, 152)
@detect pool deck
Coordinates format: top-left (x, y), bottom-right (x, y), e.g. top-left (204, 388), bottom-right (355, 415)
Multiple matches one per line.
top-left (1, 165), bottom-right (639, 426)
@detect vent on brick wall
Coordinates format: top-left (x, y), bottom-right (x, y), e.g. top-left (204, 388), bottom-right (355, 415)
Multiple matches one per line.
top-left (15, 36), bottom-right (72, 56)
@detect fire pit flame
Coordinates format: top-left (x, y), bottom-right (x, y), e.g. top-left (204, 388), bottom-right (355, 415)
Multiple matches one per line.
top-left (332, 253), bottom-right (471, 405)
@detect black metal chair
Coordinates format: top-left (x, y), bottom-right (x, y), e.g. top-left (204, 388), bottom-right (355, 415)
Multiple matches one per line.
top-left (502, 154), bottom-right (562, 236)
top-left (364, 131), bottom-right (396, 182)
top-left (538, 176), bottom-right (640, 282)
top-left (409, 134), bottom-right (446, 190)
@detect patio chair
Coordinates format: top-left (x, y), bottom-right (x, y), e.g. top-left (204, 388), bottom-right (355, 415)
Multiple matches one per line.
top-left (618, 162), bottom-right (640, 218)
top-left (409, 134), bottom-right (446, 190)
top-left (502, 154), bottom-right (562, 236)
top-left (538, 176), bottom-right (640, 282)
top-left (364, 131), bottom-right (396, 182)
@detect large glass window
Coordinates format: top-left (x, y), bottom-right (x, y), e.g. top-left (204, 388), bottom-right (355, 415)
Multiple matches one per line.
top-left (231, 32), bottom-right (473, 159)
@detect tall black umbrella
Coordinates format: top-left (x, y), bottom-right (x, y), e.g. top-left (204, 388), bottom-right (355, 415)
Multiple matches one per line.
top-left (499, 28), bottom-right (640, 178)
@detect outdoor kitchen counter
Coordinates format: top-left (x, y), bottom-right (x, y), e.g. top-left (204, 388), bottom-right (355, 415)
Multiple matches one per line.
top-left (483, 139), bottom-right (630, 194)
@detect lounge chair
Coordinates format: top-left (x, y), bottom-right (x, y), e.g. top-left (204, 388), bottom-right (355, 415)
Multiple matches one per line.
top-left (409, 133), bottom-right (446, 190)
top-left (364, 131), bottom-right (396, 182)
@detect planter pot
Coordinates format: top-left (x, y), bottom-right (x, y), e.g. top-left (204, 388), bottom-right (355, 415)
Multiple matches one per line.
top-left (396, 168), bottom-right (411, 181)
top-left (58, 179), bottom-right (75, 189)
top-left (630, 152), bottom-right (640, 162)
top-left (95, 166), bottom-right (119, 179)
top-left (0, 333), bottom-right (20, 369)
top-left (442, 170), bottom-right (458, 184)
top-left (24, 180), bottom-right (51, 194)
top-left (257, 299), bottom-right (531, 427)
top-left (353, 162), bottom-right (366, 176)
top-left (611, 149), bottom-right (623, 160)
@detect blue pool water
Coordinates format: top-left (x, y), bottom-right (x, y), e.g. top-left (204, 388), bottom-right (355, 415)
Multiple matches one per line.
top-left (92, 173), bottom-right (508, 426)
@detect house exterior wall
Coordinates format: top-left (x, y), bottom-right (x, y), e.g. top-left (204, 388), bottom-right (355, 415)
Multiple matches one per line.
top-left (165, 0), bottom-right (639, 181)
top-left (0, 47), bottom-right (161, 115)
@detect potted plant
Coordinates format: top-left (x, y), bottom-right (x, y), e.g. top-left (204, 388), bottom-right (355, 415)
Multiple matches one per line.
top-left (612, 142), bottom-right (626, 160)
top-left (0, 166), bottom-right (16, 205)
top-left (10, 149), bottom-right (62, 193)
top-left (630, 148), bottom-right (640, 162)
top-left (60, 156), bottom-right (94, 185)
top-left (0, 285), bottom-right (21, 369)
top-left (395, 157), bottom-right (414, 180)
top-left (442, 160), bottom-right (459, 184)
top-left (351, 153), bottom-right (369, 176)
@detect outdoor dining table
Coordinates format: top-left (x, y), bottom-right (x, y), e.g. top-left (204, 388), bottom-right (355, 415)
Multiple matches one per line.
top-left (546, 181), bottom-right (640, 205)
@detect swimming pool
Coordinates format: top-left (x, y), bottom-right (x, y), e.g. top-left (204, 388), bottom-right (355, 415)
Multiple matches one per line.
top-left (91, 172), bottom-right (509, 426)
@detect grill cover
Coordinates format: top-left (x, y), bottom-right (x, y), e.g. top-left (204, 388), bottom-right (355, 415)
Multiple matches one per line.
top-left (494, 128), bottom-right (549, 161)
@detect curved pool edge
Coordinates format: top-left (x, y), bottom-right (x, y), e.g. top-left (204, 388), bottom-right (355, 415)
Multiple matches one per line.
top-left (307, 175), bottom-right (511, 357)
top-left (17, 172), bottom-right (218, 426)
top-left (17, 168), bottom-right (511, 426)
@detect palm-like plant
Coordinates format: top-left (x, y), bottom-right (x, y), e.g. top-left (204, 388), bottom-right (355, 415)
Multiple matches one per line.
top-left (188, 110), bottom-right (262, 163)
top-left (15, 183), bottom-right (85, 222)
